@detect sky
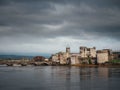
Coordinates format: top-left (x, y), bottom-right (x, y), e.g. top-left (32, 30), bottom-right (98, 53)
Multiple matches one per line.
top-left (0, 0), bottom-right (120, 56)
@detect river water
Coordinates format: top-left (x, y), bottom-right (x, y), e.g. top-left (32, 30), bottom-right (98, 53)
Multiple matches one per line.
top-left (0, 66), bottom-right (120, 90)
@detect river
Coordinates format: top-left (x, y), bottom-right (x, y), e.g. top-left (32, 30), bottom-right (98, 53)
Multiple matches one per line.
top-left (0, 66), bottom-right (120, 90)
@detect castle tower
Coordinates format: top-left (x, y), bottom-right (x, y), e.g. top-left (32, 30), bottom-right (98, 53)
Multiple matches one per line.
top-left (66, 47), bottom-right (70, 58)
top-left (66, 47), bottom-right (70, 53)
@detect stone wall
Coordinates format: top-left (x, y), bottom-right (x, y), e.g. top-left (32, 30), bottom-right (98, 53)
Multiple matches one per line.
top-left (97, 50), bottom-right (109, 63)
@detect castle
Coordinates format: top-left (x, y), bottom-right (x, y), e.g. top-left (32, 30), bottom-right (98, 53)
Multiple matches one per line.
top-left (51, 46), bottom-right (113, 65)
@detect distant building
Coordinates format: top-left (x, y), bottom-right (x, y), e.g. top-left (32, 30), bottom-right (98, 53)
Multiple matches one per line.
top-left (33, 56), bottom-right (45, 62)
top-left (97, 49), bottom-right (113, 64)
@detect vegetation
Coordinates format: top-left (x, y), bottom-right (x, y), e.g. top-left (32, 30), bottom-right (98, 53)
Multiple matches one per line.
top-left (88, 58), bottom-right (92, 64)
top-left (109, 59), bottom-right (120, 64)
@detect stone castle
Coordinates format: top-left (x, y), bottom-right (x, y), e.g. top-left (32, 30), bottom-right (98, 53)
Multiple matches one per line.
top-left (51, 46), bottom-right (113, 65)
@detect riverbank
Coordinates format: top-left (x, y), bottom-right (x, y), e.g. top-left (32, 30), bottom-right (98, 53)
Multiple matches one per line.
top-left (0, 63), bottom-right (120, 68)
top-left (0, 60), bottom-right (120, 67)
top-left (71, 64), bottom-right (120, 68)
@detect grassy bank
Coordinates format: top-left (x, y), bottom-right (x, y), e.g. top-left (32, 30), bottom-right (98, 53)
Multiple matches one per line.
top-left (109, 59), bottom-right (120, 64)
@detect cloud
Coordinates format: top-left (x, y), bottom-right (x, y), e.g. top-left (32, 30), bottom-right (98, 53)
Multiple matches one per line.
top-left (0, 0), bottom-right (120, 55)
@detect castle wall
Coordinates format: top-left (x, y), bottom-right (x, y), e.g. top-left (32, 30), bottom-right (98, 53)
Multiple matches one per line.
top-left (97, 50), bottom-right (109, 63)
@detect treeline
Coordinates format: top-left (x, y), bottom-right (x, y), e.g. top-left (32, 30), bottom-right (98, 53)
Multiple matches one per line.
top-left (0, 55), bottom-right (33, 60)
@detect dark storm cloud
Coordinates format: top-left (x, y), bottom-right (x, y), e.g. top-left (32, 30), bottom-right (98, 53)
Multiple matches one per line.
top-left (0, 0), bottom-right (120, 54)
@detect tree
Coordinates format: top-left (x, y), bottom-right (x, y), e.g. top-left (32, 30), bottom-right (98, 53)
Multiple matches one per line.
top-left (33, 56), bottom-right (45, 62)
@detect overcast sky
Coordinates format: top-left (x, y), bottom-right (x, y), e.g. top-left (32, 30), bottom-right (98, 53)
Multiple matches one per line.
top-left (0, 0), bottom-right (120, 55)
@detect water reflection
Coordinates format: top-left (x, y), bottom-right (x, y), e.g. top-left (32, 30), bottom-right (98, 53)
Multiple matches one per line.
top-left (0, 66), bottom-right (120, 90)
